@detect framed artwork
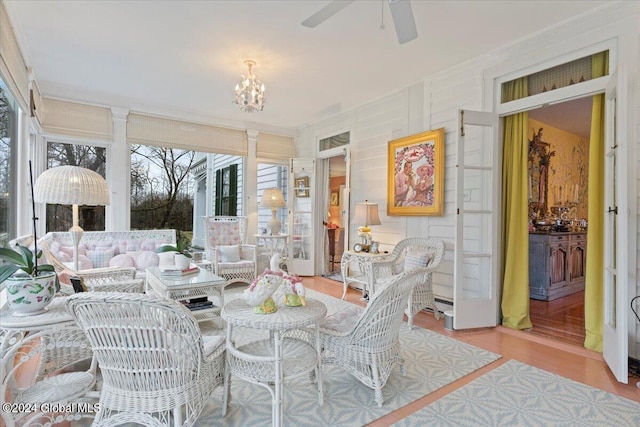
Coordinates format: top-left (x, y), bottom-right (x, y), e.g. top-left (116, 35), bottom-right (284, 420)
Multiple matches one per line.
top-left (330, 192), bottom-right (339, 206)
top-left (387, 128), bottom-right (445, 216)
top-left (295, 176), bottom-right (310, 197)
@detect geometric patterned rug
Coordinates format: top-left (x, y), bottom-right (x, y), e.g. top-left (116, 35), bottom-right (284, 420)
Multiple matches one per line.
top-left (196, 289), bottom-right (501, 426)
top-left (391, 359), bottom-right (640, 427)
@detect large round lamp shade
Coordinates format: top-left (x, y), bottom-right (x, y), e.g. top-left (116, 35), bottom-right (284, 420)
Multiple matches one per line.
top-left (34, 166), bottom-right (110, 271)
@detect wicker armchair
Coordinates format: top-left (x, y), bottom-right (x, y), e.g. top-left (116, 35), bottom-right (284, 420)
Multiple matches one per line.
top-left (204, 216), bottom-right (257, 285)
top-left (373, 237), bottom-right (445, 328)
top-left (318, 268), bottom-right (427, 407)
top-left (66, 292), bottom-right (226, 427)
top-left (1, 326), bottom-right (97, 427)
top-left (74, 267), bottom-right (144, 292)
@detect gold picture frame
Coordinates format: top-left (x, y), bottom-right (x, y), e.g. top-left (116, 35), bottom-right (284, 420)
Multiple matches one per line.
top-left (387, 128), bottom-right (445, 216)
top-left (294, 176), bottom-right (309, 197)
top-left (330, 192), bottom-right (339, 206)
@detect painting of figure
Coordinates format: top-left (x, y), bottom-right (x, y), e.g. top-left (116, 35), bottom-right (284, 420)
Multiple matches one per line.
top-left (388, 128), bottom-right (444, 216)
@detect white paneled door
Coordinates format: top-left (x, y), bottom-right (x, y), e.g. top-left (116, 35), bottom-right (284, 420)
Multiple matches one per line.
top-left (288, 158), bottom-right (315, 276)
top-left (453, 110), bottom-right (500, 329)
top-left (603, 68), bottom-right (628, 384)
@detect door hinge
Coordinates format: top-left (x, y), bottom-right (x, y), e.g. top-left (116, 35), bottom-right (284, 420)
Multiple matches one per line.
top-left (607, 206), bottom-right (618, 215)
top-left (460, 110), bottom-right (465, 137)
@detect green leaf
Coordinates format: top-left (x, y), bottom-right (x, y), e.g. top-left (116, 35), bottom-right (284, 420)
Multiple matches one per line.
top-left (0, 265), bottom-right (21, 283)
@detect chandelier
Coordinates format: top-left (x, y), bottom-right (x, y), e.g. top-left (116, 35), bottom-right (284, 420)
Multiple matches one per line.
top-left (234, 60), bottom-right (265, 113)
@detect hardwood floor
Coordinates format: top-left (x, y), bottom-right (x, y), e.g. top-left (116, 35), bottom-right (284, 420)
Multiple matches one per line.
top-left (302, 276), bottom-right (640, 426)
top-left (529, 290), bottom-right (586, 346)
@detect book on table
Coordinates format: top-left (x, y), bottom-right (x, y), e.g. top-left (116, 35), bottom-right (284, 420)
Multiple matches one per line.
top-left (160, 265), bottom-right (199, 276)
top-left (180, 297), bottom-right (213, 311)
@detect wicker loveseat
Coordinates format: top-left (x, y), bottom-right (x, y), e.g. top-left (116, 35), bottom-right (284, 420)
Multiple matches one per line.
top-left (39, 229), bottom-right (176, 277)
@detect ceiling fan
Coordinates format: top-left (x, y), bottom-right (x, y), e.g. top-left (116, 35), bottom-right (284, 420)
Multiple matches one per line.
top-left (302, 0), bottom-right (418, 45)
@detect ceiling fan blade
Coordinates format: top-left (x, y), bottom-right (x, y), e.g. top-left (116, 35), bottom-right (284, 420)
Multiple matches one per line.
top-left (388, 0), bottom-right (418, 44)
top-left (301, 0), bottom-right (356, 28)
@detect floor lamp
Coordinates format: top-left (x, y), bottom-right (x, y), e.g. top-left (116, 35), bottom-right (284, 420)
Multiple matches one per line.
top-left (34, 166), bottom-right (111, 271)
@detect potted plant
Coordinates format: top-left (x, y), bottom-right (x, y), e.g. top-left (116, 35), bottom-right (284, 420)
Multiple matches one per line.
top-left (155, 238), bottom-right (192, 269)
top-left (0, 243), bottom-right (59, 316)
top-left (0, 160), bottom-right (60, 316)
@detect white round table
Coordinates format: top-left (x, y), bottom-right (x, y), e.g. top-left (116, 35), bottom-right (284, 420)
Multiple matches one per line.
top-left (221, 298), bottom-right (326, 427)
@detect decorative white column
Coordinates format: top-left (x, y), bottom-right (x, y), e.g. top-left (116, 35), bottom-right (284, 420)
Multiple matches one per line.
top-left (245, 130), bottom-right (259, 243)
top-left (109, 107), bottom-right (130, 231)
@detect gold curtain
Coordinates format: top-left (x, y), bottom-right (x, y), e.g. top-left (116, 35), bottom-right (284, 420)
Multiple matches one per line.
top-left (584, 51), bottom-right (609, 352)
top-left (501, 77), bottom-right (532, 330)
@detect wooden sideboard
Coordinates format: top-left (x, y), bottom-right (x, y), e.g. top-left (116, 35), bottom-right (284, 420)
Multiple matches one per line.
top-left (529, 232), bottom-right (587, 301)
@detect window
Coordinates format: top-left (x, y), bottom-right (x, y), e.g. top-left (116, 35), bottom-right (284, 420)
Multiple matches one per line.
top-left (501, 52), bottom-right (608, 103)
top-left (130, 144), bottom-right (195, 239)
top-left (0, 78), bottom-right (17, 247)
top-left (319, 131), bottom-right (349, 152)
top-left (45, 141), bottom-right (107, 232)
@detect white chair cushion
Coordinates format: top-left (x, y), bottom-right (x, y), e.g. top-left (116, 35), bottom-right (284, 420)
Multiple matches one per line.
top-left (219, 245), bottom-right (241, 262)
top-left (404, 247), bottom-right (433, 271)
top-left (320, 305), bottom-right (365, 334)
top-left (218, 260), bottom-right (254, 269)
top-left (202, 334), bottom-right (225, 357)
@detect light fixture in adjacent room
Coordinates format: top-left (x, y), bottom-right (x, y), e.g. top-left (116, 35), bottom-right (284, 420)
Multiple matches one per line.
top-left (234, 59), bottom-right (265, 113)
top-left (260, 188), bottom-right (286, 235)
top-left (353, 200), bottom-right (381, 248)
top-left (34, 165), bottom-right (111, 271)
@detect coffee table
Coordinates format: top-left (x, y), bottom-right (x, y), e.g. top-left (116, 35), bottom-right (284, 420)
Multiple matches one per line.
top-left (145, 266), bottom-right (228, 324)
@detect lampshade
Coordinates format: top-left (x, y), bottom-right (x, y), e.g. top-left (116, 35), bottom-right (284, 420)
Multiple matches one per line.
top-left (260, 188), bottom-right (286, 208)
top-left (260, 188), bottom-right (286, 235)
top-left (34, 166), bottom-right (110, 206)
top-left (353, 201), bottom-right (381, 227)
top-left (34, 165), bottom-right (110, 272)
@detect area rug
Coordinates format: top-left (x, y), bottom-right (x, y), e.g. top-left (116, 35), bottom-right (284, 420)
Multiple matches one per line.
top-left (195, 288), bottom-right (501, 426)
top-left (391, 359), bottom-right (640, 427)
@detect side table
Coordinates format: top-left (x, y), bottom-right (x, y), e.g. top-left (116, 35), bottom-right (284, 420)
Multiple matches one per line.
top-left (340, 250), bottom-right (389, 299)
top-left (0, 296), bottom-right (75, 357)
top-left (221, 298), bottom-right (326, 427)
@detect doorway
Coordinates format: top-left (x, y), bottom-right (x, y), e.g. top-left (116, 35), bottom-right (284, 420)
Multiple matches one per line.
top-left (324, 155), bottom-right (346, 279)
top-left (526, 96), bottom-right (592, 346)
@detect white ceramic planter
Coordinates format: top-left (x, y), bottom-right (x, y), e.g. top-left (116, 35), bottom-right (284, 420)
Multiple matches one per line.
top-left (174, 253), bottom-right (191, 270)
top-left (5, 271), bottom-right (57, 316)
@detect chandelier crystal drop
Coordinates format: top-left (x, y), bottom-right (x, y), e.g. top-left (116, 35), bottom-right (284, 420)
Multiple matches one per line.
top-left (234, 60), bottom-right (265, 113)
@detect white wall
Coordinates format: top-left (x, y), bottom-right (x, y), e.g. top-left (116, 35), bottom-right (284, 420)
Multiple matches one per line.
top-left (297, 2), bottom-right (639, 356)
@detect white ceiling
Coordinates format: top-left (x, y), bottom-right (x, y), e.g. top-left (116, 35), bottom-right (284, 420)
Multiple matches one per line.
top-left (4, 0), bottom-right (608, 133)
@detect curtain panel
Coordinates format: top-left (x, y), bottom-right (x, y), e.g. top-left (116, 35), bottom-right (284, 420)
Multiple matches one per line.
top-left (584, 51), bottom-right (609, 352)
top-left (501, 77), bottom-right (532, 330)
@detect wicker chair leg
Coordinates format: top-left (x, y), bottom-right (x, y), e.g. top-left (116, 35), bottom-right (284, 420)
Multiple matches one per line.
top-left (222, 360), bottom-right (231, 417)
top-left (371, 358), bottom-right (384, 407)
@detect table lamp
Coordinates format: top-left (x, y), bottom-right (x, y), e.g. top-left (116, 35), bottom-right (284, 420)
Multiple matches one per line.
top-left (34, 166), bottom-right (111, 271)
top-left (353, 200), bottom-right (381, 248)
top-left (260, 188), bottom-right (286, 235)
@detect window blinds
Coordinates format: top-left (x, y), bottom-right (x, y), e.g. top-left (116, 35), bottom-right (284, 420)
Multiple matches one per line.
top-left (127, 113), bottom-right (248, 156)
top-left (0, 3), bottom-right (29, 111)
top-left (42, 98), bottom-right (113, 141)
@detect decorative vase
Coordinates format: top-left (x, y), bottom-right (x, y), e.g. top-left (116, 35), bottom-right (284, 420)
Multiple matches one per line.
top-left (5, 271), bottom-right (57, 316)
top-left (174, 253), bottom-right (191, 270)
